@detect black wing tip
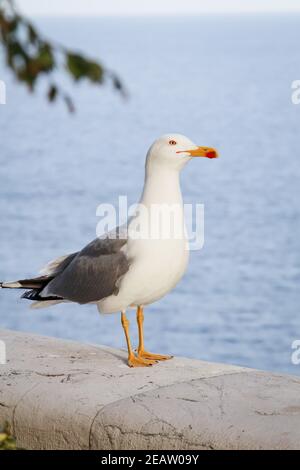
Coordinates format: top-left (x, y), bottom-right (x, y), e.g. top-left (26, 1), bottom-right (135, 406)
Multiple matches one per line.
top-left (21, 289), bottom-right (63, 302)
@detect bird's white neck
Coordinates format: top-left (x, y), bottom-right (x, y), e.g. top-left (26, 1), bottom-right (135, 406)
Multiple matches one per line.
top-left (128, 162), bottom-right (187, 245)
top-left (140, 164), bottom-right (183, 207)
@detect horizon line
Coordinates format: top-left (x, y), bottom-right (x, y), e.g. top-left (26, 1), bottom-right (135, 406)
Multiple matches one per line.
top-left (28, 10), bottom-right (300, 18)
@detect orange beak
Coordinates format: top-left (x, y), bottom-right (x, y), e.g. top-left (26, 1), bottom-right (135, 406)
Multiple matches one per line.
top-left (176, 146), bottom-right (218, 159)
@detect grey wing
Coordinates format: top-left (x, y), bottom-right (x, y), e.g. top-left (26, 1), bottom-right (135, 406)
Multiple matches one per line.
top-left (42, 236), bottom-right (129, 304)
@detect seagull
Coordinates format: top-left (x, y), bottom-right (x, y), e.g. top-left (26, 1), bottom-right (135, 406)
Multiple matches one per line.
top-left (1, 134), bottom-right (218, 367)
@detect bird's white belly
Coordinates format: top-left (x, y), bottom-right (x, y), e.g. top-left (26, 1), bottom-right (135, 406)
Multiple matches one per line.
top-left (129, 238), bottom-right (189, 305)
top-left (98, 238), bottom-right (189, 314)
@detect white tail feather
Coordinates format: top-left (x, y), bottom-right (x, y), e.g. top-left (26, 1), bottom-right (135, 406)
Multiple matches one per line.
top-left (1, 281), bottom-right (22, 288)
top-left (30, 300), bottom-right (63, 309)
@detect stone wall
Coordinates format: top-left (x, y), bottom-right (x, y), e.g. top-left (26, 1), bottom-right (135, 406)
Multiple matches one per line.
top-left (0, 328), bottom-right (299, 450)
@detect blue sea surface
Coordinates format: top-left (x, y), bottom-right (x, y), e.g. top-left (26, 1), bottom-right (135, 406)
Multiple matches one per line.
top-left (0, 14), bottom-right (300, 374)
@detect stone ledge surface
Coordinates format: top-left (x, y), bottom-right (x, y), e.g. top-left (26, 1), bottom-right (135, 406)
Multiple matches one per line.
top-left (0, 328), bottom-right (299, 450)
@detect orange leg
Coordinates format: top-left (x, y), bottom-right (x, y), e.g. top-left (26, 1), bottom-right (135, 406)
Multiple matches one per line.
top-left (121, 311), bottom-right (156, 367)
top-left (136, 306), bottom-right (173, 361)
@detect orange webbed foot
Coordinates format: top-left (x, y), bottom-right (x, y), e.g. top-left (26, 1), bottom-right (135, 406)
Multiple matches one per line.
top-left (127, 354), bottom-right (158, 368)
top-left (137, 350), bottom-right (173, 362)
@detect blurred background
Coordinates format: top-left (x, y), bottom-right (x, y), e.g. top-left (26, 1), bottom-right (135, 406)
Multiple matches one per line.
top-left (0, 0), bottom-right (300, 374)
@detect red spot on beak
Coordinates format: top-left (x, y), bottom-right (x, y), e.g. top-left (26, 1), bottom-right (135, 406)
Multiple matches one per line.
top-left (206, 150), bottom-right (218, 159)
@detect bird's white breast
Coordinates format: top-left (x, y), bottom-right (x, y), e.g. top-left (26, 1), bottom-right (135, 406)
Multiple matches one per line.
top-left (125, 236), bottom-right (189, 306)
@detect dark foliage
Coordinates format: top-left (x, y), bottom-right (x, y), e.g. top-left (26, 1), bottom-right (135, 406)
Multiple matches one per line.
top-left (0, 0), bottom-right (125, 111)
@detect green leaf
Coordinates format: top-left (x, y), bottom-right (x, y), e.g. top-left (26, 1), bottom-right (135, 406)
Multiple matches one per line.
top-left (86, 61), bottom-right (103, 82)
top-left (0, 422), bottom-right (16, 450)
top-left (66, 53), bottom-right (103, 83)
top-left (66, 53), bottom-right (89, 80)
top-left (37, 43), bottom-right (54, 72)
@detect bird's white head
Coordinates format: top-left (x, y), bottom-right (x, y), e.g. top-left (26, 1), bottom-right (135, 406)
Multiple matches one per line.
top-left (146, 133), bottom-right (218, 174)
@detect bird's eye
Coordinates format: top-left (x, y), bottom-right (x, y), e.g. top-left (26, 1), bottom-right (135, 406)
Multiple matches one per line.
top-left (169, 140), bottom-right (177, 145)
